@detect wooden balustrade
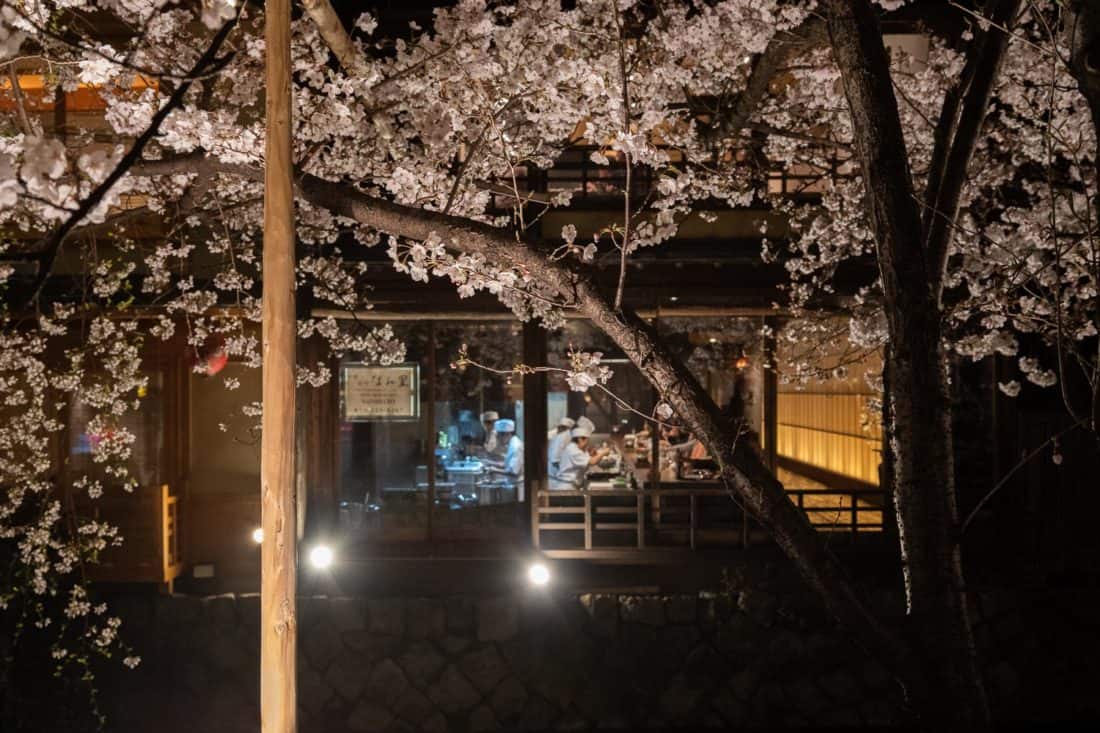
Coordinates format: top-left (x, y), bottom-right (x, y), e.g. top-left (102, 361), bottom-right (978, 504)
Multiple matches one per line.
top-left (85, 484), bottom-right (184, 591)
top-left (534, 485), bottom-right (886, 558)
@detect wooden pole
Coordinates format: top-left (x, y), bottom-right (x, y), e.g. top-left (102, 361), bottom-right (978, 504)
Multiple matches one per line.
top-left (261, 0), bottom-right (296, 731)
top-left (762, 315), bottom-right (779, 473)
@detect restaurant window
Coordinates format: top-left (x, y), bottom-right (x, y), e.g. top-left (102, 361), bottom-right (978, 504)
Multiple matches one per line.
top-left (432, 322), bottom-right (526, 533)
top-left (338, 324), bottom-right (431, 538)
top-left (67, 370), bottom-right (165, 491)
top-left (774, 318), bottom-right (884, 489)
top-left (545, 320), bottom-right (655, 490)
top-left (662, 316), bottom-right (764, 422)
top-left (336, 321), bottom-right (527, 542)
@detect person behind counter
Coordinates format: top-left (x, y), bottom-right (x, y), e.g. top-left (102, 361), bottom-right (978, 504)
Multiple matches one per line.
top-left (479, 410), bottom-right (500, 457)
top-left (547, 416), bottom-right (574, 440)
top-left (487, 418), bottom-right (524, 494)
top-left (549, 424), bottom-right (609, 490)
top-left (546, 416), bottom-right (574, 475)
top-left (549, 415), bottom-right (592, 476)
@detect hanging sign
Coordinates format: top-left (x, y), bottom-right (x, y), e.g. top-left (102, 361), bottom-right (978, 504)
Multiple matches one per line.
top-left (341, 363), bottom-right (420, 421)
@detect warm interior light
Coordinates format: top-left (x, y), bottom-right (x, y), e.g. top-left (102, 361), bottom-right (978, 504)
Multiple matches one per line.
top-left (309, 544), bottom-right (334, 569)
top-left (251, 527), bottom-right (264, 544)
top-left (708, 337), bottom-right (718, 344)
top-left (735, 355), bottom-right (750, 370)
top-left (527, 562), bottom-right (551, 587)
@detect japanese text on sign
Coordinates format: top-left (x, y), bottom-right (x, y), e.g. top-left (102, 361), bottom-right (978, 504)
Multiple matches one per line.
top-left (342, 364), bottom-right (419, 420)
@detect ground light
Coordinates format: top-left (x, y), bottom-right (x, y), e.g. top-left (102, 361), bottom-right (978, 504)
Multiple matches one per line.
top-left (527, 561), bottom-right (551, 587)
top-left (308, 544), bottom-right (334, 570)
top-left (251, 527), bottom-right (264, 544)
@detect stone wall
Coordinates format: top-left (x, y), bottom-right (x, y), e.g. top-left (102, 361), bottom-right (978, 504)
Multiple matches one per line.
top-left (99, 588), bottom-right (902, 732)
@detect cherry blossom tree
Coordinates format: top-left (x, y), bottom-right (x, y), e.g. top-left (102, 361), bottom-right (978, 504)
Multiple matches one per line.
top-left (2, 0), bottom-right (1098, 726)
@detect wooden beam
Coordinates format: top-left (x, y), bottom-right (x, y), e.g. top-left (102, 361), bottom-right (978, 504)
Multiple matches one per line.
top-left (261, 0), bottom-right (297, 731)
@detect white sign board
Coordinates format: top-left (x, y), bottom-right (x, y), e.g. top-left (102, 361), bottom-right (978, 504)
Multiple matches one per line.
top-left (342, 364), bottom-right (420, 421)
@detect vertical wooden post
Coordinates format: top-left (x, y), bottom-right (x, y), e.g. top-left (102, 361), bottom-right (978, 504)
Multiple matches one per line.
top-left (583, 492), bottom-right (593, 550)
top-left (650, 299), bottom-right (661, 491)
top-left (523, 321), bottom-right (547, 536)
top-left (427, 322), bottom-right (437, 542)
top-left (261, 0), bottom-right (296, 731)
top-left (762, 316), bottom-right (779, 473)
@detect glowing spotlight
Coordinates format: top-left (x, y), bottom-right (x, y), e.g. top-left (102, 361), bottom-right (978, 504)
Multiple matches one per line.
top-left (527, 562), bottom-right (551, 587)
top-left (309, 544), bottom-right (334, 569)
top-left (251, 527), bottom-right (264, 544)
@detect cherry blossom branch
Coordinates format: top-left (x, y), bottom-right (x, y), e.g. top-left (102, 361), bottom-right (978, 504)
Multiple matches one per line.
top-left (8, 4), bottom-right (236, 84)
top-left (19, 12), bottom-right (242, 312)
top-left (452, 350), bottom-right (676, 430)
top-left (300, 0), bottom-right (373, 79)
top-left (708, 17), bottom-right (826, 141)
top-left (924, 0), bottom-right (1023, 298)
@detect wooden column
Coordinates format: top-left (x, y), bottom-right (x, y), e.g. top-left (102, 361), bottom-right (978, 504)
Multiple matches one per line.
top-left (303, 336), bottom-right (338, 534)
top-left (762, 316), bottom-right (779, 473)
top-left (523, 321), bottom-right (547, 539)
top-left (427, 322), bottom-right (437, 542)
top-left (261, 0), bottom-right (297, 731)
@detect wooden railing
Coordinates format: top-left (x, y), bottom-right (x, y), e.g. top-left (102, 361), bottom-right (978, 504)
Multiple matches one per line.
top-left (163, 492), bottom-right (180, 580)
top-left (85, 484), bottom-right (184, 591)
top-left (534, 486), bottom-right (886, 559)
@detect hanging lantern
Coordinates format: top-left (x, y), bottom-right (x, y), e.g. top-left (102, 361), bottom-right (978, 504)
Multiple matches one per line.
top-left (194, 335), bottom-right (229, 376)
top-left (734, 354), bottom-right (750, 370)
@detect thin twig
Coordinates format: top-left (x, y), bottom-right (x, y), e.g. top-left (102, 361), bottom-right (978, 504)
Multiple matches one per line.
top-left (960, 419), bottom-right (1085, 535)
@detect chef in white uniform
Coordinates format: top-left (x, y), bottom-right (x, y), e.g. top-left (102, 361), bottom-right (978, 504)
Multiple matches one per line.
top-left (547, 417), bottom-right (574, 475)
top-left (547, 416), bottom-right (575, 440)
top-left (479, 410), bottom-right (500, 457)
top-left (550, 416), bottom-right (593, 475)
top-left (488, 418), bottom-right (524, 499)
top-left (549, 423), bottom-right (609, 490)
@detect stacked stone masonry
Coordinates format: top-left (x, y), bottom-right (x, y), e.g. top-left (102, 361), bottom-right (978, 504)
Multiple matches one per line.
top-left (101, 589), bottom-right (905, 732)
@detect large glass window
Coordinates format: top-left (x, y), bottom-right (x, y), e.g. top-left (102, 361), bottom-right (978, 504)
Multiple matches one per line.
top-left (338, 325), bottom-right (431, 538)
top-left (545, 320), bottom-right (655, 490)
top-left (67, 370), bottom-right (165, 491)
top-left (433, 322), bottom-right (525, 533)
top-left (662, 316), bottom-right (764, 423)
top-left (336, 321), bottom-right (527, 542)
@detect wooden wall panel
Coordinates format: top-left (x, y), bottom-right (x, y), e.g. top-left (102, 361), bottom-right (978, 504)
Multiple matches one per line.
top-left (777, 393), bottom-right (882, 486)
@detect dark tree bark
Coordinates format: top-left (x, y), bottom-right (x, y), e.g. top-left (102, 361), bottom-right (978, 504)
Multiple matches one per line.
top-left (1062, 1), bottom-right (1100, 434)
top-left (821, 0), bottom-right (1019, 726)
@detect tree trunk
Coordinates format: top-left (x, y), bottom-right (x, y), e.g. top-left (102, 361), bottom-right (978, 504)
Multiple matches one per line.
top-left (261, 0), bottom-right (297, 731)
top-left (823, 0), bottom-right (987, 726)
top-left (1063, 1), bottom-right (1100, 434)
